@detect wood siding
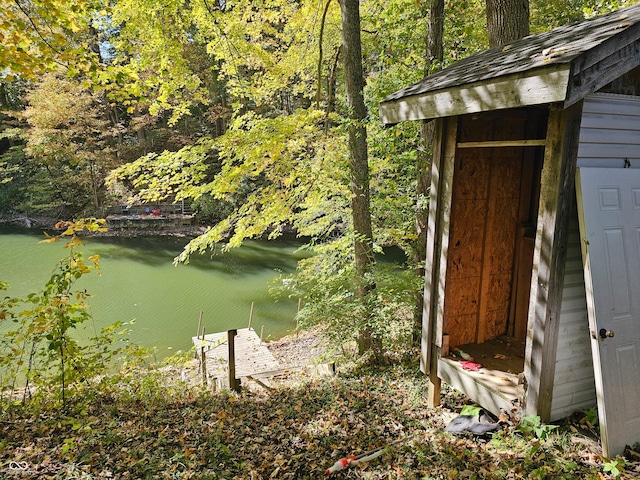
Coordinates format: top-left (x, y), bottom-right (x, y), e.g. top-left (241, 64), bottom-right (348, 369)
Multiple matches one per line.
top-left (550, 204), bottom-right (596, 421)
top-left (577, 93), bottom-right (640, 168)
top-left (524, 102), bottom-right (583, 421)
top-left (379, 67), bottom-right (570, 124)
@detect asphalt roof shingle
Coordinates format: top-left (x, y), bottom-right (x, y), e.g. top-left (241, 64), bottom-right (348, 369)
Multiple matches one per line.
top-left (381, 4), bottom-right (640, 104)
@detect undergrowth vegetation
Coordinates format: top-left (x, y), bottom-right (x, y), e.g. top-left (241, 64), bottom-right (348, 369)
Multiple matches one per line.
top-left (0, 219), bottom-right (143, 408)
top-left (1, 349), bottom-right (638, 479)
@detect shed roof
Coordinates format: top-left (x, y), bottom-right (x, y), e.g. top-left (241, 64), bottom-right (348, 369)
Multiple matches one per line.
top-left (379, 4), bottom-right (640, 125)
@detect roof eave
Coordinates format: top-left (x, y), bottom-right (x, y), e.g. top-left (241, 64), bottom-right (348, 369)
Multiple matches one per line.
top-left (564, 37), bottom-right (640, 108)
top-left (379, 64), bottom-right (572, 125)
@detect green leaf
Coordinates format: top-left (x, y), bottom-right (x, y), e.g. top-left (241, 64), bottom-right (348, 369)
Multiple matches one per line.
top-left (460, 405), bottom-right (482, 416)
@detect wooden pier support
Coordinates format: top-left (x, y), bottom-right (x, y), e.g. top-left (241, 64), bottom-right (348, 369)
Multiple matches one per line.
top-left (201, 326), bottom-right (207, 384)
top-left (193, 328), bottom-right (279, 390)
top-left (227, 329), bottom-right (241, 392)
top-left (193, 327), bottom-right (335, 390)
top-left (248, 302), bottom-right (255, 329)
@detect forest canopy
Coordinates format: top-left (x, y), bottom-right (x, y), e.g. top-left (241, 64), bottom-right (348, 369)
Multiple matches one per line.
top-left (0, 0), bottom-right (634, 351)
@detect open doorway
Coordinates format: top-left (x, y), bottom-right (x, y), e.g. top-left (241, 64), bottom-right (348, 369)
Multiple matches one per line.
top-left (437, 110), bottom-right (546, 411)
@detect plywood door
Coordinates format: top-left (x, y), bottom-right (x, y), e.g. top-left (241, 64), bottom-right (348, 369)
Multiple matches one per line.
top-left (444, 111), bottom-right (545, 347)
top-left (576, 167), bottom-right (640, 458)
top-left (443, 148), bottom-right (521, 346)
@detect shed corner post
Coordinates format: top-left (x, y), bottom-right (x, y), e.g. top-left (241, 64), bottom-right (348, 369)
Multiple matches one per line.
top-left (421, 116), bottom-right (455, 408)
top-left (523, 101), bottom-right (584, 421)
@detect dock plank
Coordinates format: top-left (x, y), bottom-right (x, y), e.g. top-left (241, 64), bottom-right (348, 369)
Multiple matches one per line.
top-left (192, 328), bottom-right (281, 380)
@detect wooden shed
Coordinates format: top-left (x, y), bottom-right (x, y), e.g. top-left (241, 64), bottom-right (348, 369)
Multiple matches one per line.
top-left (379, 4), bottom-right (640, 457)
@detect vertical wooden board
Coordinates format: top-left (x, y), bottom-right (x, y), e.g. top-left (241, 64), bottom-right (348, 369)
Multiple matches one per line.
top-left (443, 272), bottom-right (482, 344)
top-left (493, 148), bottom-right (525, 197)
top-left (434, 117), bottom-right (459, 347)
top-left (486, 273), bottom-right (514, 306)
top-left (444, 276), bottom-right (482, 317)
top-left (477, 170), bottom-right (503, 343)
top-left (478, 146), bottom-right (522, 342)
top-left (513, 236), bottom-right (536, 340)
top-left (510, 137), bottom-right (542, 339)
top-left (447, 314), bottom-right (481, 346)
top-left (424, 116), bottom-right (458, 407)
top-left (485, 309), bottom-right (510, 339)
top-left (493, 148), bottom-right (524, 202)
top-left (485, 272), bottom-right (515, 338)
top-left (453, 151), bottom-right (491, 199)
top-left (444, 146), bottom-right (491, 347)
top-left (422, 115), bottom-right (455, 400)
top-left (447, 148), bottom-right (491, 298)
top-left (485, 200), bottom-right (519, 274)
top-left (422, 119), bottom-right (447, 374)
top-left (524, 102), bottom-right (583, 421)
top-left (447, 198), bottom-right (487, 279)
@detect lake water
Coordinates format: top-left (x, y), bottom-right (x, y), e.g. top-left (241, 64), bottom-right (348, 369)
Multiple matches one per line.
top-left (0, 226), bottom-right (304, 358)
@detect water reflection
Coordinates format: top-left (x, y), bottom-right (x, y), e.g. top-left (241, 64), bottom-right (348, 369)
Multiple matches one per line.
top-left (1, 226), bottom-right (406, 358)
top-left (86, 235), bottom-right (307, 275)
top-left (0, 226), bottom-right (304, 357)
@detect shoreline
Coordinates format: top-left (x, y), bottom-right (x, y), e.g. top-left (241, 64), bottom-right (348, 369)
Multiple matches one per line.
top-left (0, 214), bottom-right (209, 238)
top-left (0, 215), bottom-right (300, 241)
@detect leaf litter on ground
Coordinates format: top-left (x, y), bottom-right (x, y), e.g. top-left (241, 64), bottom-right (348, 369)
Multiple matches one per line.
top-left (0, 335), bottom-right (638, 480)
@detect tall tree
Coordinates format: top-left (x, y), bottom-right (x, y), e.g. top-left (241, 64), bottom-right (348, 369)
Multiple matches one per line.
top-left (338, 0), bottom-right (377, 354)
top-left (22, 71), bottom-right (114, 215)
top-left (486, 0), bottom-right (530, 47)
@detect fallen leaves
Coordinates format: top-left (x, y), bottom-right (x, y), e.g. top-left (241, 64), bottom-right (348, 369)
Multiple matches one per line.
top-left (0, 357), bottom-right (632, 479)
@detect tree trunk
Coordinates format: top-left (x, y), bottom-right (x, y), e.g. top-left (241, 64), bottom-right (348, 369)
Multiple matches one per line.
top-left (486, 0), bottom-right (529, 48)
top-left (0, 83), bottom-right (8, 109)
top-left (412, 0), bottom-right (444, 344)
top-left (425, 0), bottom-right (444, 75)
top-left (89, 159), bottom-right (100, 210)
top-left (324, 45), bottom-right (341, 133)
top-left (338, 0), bottom-right (377, 355)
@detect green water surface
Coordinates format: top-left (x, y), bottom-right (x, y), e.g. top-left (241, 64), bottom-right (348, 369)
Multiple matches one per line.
top-left (0, 226), bottom-right (304, 358)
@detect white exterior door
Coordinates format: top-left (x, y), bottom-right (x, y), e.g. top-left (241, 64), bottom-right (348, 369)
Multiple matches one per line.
top-left (576, 167), bottom-right (640, 458)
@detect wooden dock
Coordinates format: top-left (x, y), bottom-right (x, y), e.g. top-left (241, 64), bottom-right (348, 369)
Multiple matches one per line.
top-left (192, 327), bottom-right (281, 384)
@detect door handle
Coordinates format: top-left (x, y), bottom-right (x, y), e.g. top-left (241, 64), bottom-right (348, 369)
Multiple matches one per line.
top-left (599, 328), bottom-right (615, 339)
